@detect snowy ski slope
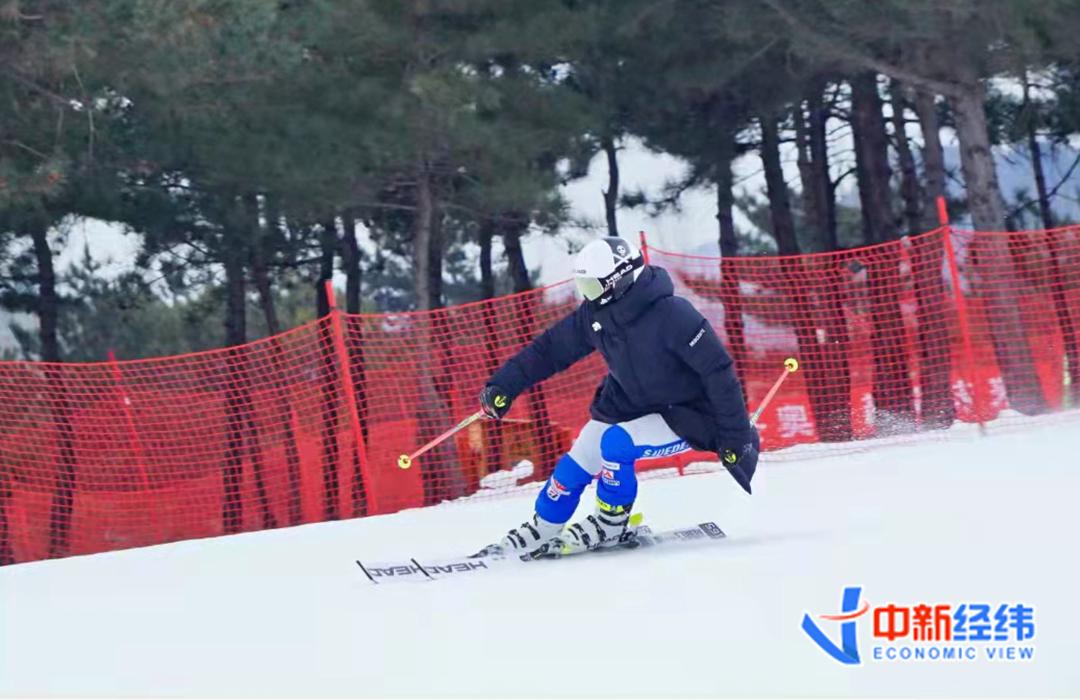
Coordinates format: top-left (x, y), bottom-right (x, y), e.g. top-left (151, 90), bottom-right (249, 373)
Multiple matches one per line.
top-left (2, 414), bottom-right (1079, 697)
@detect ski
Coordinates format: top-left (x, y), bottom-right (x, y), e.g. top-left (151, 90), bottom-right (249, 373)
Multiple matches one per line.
top-left (356, 521), bottom-right (726, 585)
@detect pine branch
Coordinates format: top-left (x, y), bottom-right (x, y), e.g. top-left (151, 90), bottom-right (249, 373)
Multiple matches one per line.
top-left (1006, 151), bottom-right (1080, 221)
top-left (760, 0), bottom-right (962, 98)
top-left (1, 69), bottom-right (73, 107)
top-left (3, 139), bottom-right (49, 160)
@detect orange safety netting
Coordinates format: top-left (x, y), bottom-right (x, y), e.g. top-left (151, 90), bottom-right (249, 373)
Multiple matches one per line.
top-left (1, 225), bottom-right (1079, 566)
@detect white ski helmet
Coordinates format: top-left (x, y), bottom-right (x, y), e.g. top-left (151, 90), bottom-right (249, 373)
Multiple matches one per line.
top-left (572, 236), bottom-right (644, 304)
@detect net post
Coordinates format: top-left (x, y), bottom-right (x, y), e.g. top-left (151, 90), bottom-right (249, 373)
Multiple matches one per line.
top-left (936, 195), bottom-right (950, 229)
top-left (938, 198), bottom-right (987, 432)
top-left (639, 230), bottom-right (650, 264)
top-left (324, 280), bottom-right (378, 513)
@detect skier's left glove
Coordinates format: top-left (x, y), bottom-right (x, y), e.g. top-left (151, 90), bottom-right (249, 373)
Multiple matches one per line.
top-left (479, 384), bottom-right (513, 420)
top-left (719, 426), bottom-right (759, 495)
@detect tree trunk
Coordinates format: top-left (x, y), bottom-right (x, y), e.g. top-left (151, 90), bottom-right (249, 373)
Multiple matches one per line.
top-left (30, 218), bottom-right (78, 556)
top-left (519, 293), bottom-right (560, 481)
top-left (30, 221), bottom-right (60, 362)
top-left (952, 76), bottom-right (1008, 232)
top-left (413, 162), bottom-right (437, 311)
top-left (427, 203), bottom-right (464, 501)
top-left (909, 233), bottom-right (956, 429)
top-left (913, 89), bottom-right (947, 231)
top-left (1027, 133), bottom-right (1052, 230)
top-left (801, 86), bottom-right (854, 441)
top-left (433, 317), bottom-right (466, 500)
top-left (479, 218), bottom-right (495, 299)
top-left (317, 323), bottom-right (341, 521)
top-left (851, 72), bottom-right (916, 430)
top-left (952, 72), bottom-right (1047, 415)
top-left (428, 204), bottom-right (445, 311)
top-left (895, 85), bottom-right (954, 429)
top-left (809, 260), bottom-right (855, 442)
top-left (1021, 78), bottom-right (1080, 404)
top-left (247, 194), bottom-right (300, 525)
top-left (478, 218), bottom-right (504, 475)
top-left (502, 215), bottom-right (559, 479)
top-left (248, 196), bottom-right (280, 337)
top-left (1045, 229), bottom-right (1080, 406)
top-left (762, 115), bottom-right (852, 439)
top-left (0, 464), bottom-right (10, 564)
top-left (1022, 78), bottom-right (1053, 231)
top-left (793, 102), bottom-right (818, 247)
top-left (340, 214), bottom-right (363, 314)
top-left (313, 217), bottom-right (345, 517)
top-left (889, 80), bottom-right (924, 235)
top-left (220, 224), bottom-right (248, 533)
top-left (503, 215), bottom-right (532, 293)
top-left (808, 87), bottom-right (838, 250)
top-left (759, 115), bottom-right (799, 255)
top-left (410, 166), bottom-right (459, 502)
top-left (714, 128), bottom-right (749, 408)
top-left (222, 207), bottom-right (272, 531)
top-left (716, 161), bottom-right (739, 260)
top-left (794, 95), bottom-right (833, 253)
top-left (316, 220), bottom-right (336, 317)
top-left (850, 73), bottom-right (896, 246)
top-left (602, 135), bottom-right (620, 238)
top-left (337, 212), bottom-right (370, 515)
top-left (223, 230), bottom-right (247, 348)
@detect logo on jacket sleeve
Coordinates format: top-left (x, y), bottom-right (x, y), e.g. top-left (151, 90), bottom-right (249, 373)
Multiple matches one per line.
top-left (689, 327), bottom-right (706, 347)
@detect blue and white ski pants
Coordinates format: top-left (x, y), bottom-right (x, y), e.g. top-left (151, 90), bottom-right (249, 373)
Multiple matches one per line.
top-left (535, 413), bottom-right (691, 524)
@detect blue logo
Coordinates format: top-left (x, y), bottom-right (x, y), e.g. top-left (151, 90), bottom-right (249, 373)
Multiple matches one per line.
top-left (802, 586), bottom-right (1036, 665)
top-left (801, 586), bottom-right (868, 665)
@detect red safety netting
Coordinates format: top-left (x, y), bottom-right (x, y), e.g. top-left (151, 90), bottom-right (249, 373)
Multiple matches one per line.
top-left (1, 225), bottom-right (1079, 565)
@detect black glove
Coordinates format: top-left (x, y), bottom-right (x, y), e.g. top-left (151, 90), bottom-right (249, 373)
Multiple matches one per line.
top-left (479, 384), bottom-right (512, 420)
top-left (719, 427), bottom-right (760, 494)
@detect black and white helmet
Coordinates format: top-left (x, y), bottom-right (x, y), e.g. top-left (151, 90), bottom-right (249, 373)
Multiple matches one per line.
top-left (573, 237), bottom-right (644, 305)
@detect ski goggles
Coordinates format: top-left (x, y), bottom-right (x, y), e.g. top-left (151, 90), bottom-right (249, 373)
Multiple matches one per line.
top-left (575, 276), bottom-right (606, 301)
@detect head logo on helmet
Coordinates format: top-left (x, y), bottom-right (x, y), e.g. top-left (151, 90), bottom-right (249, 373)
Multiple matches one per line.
top-left (573, 237), bottom-right (644, 305)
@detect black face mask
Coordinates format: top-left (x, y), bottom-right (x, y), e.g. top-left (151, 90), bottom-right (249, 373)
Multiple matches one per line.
top-left (585, 255), bottom-right (644, 307)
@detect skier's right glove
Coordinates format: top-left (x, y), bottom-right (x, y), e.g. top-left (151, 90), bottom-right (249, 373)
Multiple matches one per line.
top-left (479, 384), bottom-right (513, 420)
top-left (719, 427), bottom-right (759, 495)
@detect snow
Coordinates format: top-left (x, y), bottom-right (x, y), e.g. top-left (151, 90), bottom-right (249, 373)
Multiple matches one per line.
top-left (2, 414), bottom-right (1079, 697)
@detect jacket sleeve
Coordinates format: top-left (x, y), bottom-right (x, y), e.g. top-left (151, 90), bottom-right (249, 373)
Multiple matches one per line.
top-left (488, 304), bottom-right (595, 399)
top-left (665, 298), bottom-right (753, 446)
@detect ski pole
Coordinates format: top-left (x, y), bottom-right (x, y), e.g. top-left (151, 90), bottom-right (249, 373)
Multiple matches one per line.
top-left (397, 410), bottom-right (486, 469)
top-left (749, 357), bottom-right (800, 426)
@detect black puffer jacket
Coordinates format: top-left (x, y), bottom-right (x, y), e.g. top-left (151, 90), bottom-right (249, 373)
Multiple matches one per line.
top-left (489, 265), bottom-right (754, 457)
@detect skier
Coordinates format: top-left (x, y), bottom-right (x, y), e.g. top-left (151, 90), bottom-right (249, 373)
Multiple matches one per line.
top-left (479, 236), bottom-right (758, 558)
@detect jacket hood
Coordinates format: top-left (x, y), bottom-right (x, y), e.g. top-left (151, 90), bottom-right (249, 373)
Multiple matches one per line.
top-left (594, 265), bottom-right (673, 326)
